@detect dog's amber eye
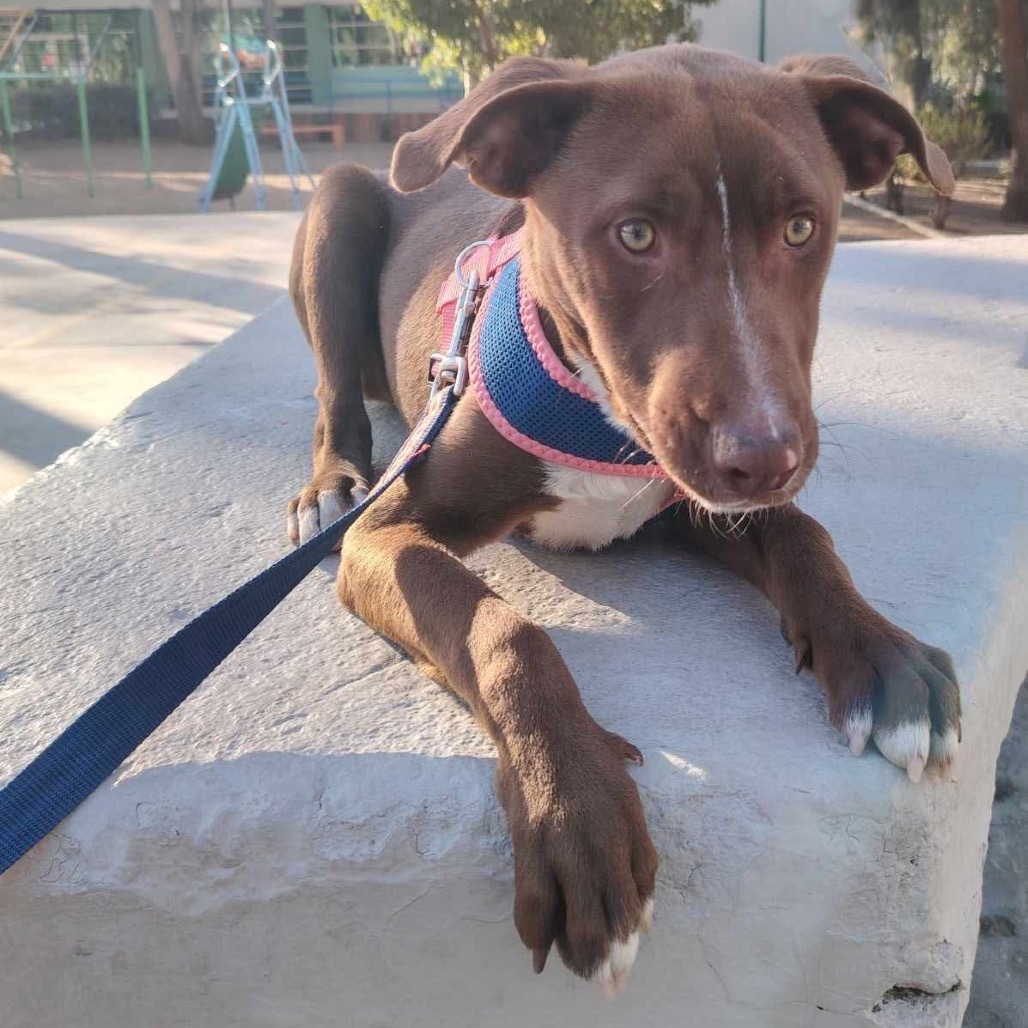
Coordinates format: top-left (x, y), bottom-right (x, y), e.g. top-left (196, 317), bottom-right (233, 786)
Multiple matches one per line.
top-left (784, 215), bottom-right (815, 247)
top-left (617, 219), bottom-right (656, 254)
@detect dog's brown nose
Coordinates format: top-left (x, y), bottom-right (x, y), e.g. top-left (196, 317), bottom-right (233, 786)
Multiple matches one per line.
top-left (710, 428), bottom-right (800, 501)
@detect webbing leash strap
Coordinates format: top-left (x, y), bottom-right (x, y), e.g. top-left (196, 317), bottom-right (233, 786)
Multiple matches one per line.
top-left (0, 384), bottom-right (458, 878)
top-left (0, 236), bottom-right (507, 877)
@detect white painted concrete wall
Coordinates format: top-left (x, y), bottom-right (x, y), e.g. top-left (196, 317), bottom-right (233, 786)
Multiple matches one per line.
top-left (696, 0), bottom-right (876, 74)
top-left (1, 237), bottom-right (1026, 1027)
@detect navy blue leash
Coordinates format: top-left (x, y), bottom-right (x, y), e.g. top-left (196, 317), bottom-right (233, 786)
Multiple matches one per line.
top-left (0, 387), bottom-right (458, 876)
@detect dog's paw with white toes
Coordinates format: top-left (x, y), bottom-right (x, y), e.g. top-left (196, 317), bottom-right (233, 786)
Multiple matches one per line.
top-left (820, 625), bottom-right (962, 783)
top-left (859, 718), bottom-right (959, 783)
top-left (871, 719), bottom-right (932, 783)
top-left (592, 898), bottom-right (654, 998)
top-left (501, 724), bottom-right (657, 998)
top-left (286, 479), bottom-right (369, 548)
top-left (593, 931), bottom-right (641, 998)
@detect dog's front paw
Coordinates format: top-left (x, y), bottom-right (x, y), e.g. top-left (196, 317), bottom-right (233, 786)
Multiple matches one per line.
top-left (286, 470), bottom-right (369, 547)
top-left (498, 729), bottom-right (657, 997)
top-left (787, 615), bottom-right (961, 782)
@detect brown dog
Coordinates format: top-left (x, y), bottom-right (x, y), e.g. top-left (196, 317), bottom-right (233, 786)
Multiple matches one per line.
top-left (287, 44), bottom-right (961, 995)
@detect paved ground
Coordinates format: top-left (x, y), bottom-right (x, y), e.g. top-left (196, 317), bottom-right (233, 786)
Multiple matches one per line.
top-left (0, 212), bottom-right (300, 494)
top-left (4, 235), bottom-right (1025, 1027)
top-left (0, 205), bottom-right (903, 500)
top-left (0, 135), bottom-right (920, 495)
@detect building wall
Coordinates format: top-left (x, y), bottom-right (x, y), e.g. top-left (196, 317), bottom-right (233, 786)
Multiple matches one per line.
top-left (136, 9), bottom-right (171, 108)
top-left (303, 3), bottom-right (333, 107)
top-left (694, 0), bottom-right (879, 78)
top-left (15, 1), bottom-right (885, 122)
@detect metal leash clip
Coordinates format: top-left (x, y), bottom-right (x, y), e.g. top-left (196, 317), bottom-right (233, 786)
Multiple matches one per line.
top-left (429, 239), bottom-right (492, 398)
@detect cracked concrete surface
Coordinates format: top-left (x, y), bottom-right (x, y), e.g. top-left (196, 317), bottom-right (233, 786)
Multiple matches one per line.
top-left (0, 236), bottom-right (1026, 1026)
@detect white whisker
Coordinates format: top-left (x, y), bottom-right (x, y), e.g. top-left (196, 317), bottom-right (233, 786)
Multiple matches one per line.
top-left (620, 478), bottom-right (658, 513)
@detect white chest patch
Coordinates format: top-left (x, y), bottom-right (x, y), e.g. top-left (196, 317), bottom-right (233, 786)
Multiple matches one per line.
top-left (525, 357), bottom-right (674, 550)
top-left (530, 464), bottom-right (675, 552)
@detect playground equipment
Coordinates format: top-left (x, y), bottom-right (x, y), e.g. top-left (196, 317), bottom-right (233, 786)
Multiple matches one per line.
top-left (0, 11), bottom-right (152, 199)
top-left (199, 39), bottom-right (313, 213)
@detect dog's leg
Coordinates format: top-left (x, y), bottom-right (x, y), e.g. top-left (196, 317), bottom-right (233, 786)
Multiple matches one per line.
top-left (287, 163), bottom-right (391, 546)
top-left (673, 504), bottom-right (961, 781)
top-left (337, 466), bottom-right (657, 994)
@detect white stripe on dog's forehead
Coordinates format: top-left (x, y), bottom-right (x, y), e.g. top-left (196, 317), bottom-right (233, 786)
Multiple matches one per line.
top-left (714, 164), bottom-right (784, 432)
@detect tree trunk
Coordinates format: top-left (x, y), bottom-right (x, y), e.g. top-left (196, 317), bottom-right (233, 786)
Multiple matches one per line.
top-left (932, 194), bottom-right (951, 229)
top-left (152, 0), bottom-right (208, 145)
top-left (886, 171), bottom-right (905, 214)
top-left (262, 0), bottom-right (278, 44)
top-left (998, 0), bottom-right (1028, 221)
top-left (467, 0), bottom-right (499, 70)
top-left (912, 1), bottom-right (930, 111)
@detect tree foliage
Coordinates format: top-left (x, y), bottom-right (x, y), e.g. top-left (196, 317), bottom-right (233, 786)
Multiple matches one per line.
top-left (853, 0), bottom-right (1001, 108)
top-left (856, 0), bottom-right (1028, 223)
top-left (361, 0), bottom-right (715, 83)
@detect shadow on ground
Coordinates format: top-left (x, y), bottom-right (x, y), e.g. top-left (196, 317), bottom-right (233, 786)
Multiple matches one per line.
top-left (0, 386), bottom-right (92, 469)
top-left (963, 677), bottom-right (1028, 1028)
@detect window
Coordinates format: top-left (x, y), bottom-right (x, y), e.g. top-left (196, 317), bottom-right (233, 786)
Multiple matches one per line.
top-left (329, 5), bottom-right (401, 68)
top-left (277, 6), bottom-right (309, 77)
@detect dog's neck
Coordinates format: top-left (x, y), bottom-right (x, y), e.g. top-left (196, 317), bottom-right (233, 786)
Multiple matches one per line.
top-left (503, 206), bottom-right (588, 373)
top-left (509, 207), bottom-right (627, 434)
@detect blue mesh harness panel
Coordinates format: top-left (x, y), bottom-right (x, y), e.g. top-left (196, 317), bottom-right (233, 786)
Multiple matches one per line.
top-left (475, 259), bottom-right (659, 469)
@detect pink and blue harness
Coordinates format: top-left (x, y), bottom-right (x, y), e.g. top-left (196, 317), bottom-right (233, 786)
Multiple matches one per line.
top-left (438, 231), bottom-right (669, 480)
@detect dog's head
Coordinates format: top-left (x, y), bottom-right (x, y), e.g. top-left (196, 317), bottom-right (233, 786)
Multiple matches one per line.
top-left (391, 46), bottom-right (954, 512)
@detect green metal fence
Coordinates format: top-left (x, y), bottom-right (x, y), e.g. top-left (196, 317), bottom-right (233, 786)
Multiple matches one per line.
top-left (0, 70), bottom-right (153, 198)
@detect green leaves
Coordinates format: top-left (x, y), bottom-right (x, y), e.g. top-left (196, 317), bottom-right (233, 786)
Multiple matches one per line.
top-left (362, 0), bottom-right (715, 84)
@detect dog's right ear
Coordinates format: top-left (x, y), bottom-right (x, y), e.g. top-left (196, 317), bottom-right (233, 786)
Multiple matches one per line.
top-left (390, 56), bottom-right (591, 196)
top-left (779, 54), bottom-right (955, 196)
top-left (778, 53), bottom-right (881, 86)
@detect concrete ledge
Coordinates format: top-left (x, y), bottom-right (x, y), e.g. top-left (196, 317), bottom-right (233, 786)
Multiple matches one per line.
top-left (1, 237), bottom-right (1026, 1027)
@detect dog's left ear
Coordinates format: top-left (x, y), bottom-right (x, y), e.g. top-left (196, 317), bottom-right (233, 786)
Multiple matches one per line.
top-left (780, 54), bottom-right (955, 196)
top-left (390, 56), bottom-right (593, 197)
top-left (453, 79), bottom-right (596, 198)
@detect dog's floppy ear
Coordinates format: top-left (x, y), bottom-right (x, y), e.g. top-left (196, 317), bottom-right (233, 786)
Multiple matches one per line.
top-left (780, 55), bottom-right (955, 196)
top-left (778, 53), bottom-right (881, 85)
top-left (390, 56), bottom-right (591, 196)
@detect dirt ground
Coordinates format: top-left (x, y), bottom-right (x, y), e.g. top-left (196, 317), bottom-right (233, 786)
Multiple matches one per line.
top-left (860, 174), bottom-right (1027, 238)
top-left (0, 138), bottom-right (393, 219)
top-left (2, 138), bottom-right (1026, 244)
top-left (964, 680), bottom-right (1028, 1028)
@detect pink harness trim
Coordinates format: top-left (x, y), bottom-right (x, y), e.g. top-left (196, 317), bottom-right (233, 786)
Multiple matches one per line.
top-left (437, 231), bottom-right (672, 481)
top-left (517, 287), bottom-right (597, 403)
top-left (436, 230), bottom-right (525, 344)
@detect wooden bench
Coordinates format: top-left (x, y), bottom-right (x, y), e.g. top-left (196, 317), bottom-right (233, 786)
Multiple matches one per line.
top-left (261, 120), bottom-right (345, 149)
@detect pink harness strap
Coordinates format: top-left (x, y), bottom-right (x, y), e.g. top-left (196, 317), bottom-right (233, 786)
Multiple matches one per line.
top-left (436, 229), bottom-right (525, 342)
top-left (437, 231), bottom-right (680, 502)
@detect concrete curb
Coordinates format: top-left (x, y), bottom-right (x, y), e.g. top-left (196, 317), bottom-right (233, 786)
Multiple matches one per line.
top-left (1, 237), bottom-right (1026, 1027)
top-left (844, 192), bottom-right (948, 240)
